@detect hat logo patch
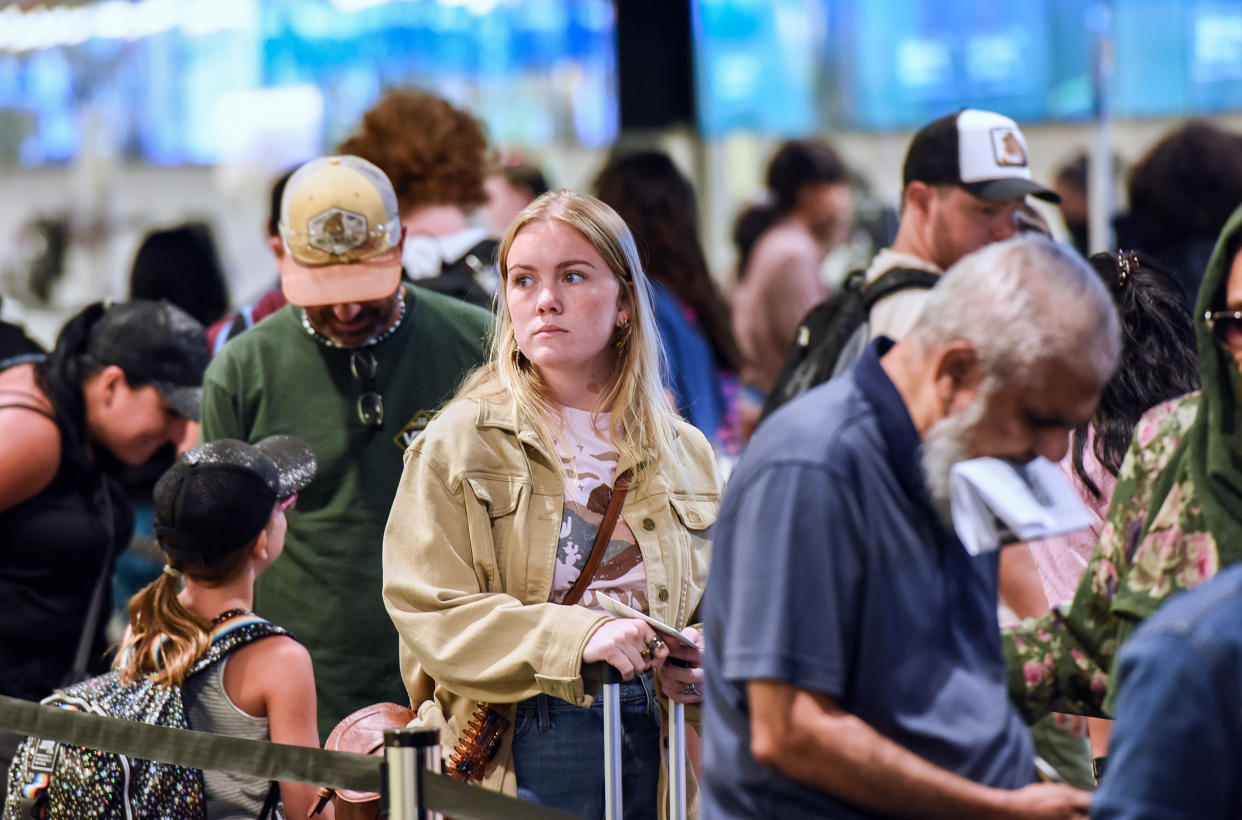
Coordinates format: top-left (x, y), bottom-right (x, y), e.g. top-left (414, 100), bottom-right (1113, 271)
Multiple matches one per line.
top-left (308, 207), bottom-right (369, 255)
top-left (991, 128), bottom-right (1028, 168)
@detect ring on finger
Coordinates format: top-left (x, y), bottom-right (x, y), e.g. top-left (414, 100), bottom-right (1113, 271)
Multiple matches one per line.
top-left (684, 683), bottom-right (699, 697)
top-left (646, 637), bottom-right (665, 654)
top-left (640, 648), bottom-right (650, 660)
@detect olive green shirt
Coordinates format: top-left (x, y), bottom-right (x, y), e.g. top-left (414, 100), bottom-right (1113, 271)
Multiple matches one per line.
top-left (201, 284), bottom-right (490, 737)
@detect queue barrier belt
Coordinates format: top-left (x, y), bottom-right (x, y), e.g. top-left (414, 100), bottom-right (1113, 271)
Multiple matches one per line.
top-left (0, 695), bottom-right (576, 820)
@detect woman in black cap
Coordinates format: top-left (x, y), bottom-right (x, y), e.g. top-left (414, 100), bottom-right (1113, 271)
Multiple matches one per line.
top-left (112, 435), bottom-right (324, 820)
top-left (0, 300), bottom-right (208, 782)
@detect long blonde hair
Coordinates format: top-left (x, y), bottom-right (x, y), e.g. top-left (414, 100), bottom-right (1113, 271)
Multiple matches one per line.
top-left (456, 190), bottom-right (679, 484)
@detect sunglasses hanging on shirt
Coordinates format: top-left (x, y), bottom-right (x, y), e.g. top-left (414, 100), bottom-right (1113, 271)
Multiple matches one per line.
top-left (350, 349), bottom-right (384, 427)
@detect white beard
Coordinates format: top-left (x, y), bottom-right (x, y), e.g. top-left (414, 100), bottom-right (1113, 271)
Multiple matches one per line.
top-left (921, 394), bottom-right (988, 526)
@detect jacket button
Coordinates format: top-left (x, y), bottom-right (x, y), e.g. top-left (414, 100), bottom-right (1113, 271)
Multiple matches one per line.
top-left (658, 586), bottom-right (669, 602)
top-left (642, 518), bottom-right (655, 531)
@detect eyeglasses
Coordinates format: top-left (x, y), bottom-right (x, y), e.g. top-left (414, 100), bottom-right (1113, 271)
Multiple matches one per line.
top-left (279, 493), bottom-right (298, 513)
top-left (350, 349), bottom-right (384, 427)
top-left (1205, 310), bottom-right (1242, 350)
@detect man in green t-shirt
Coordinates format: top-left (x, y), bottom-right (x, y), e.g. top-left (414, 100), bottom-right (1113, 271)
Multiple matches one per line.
top-left (201, 155), bottom-right (491, 738)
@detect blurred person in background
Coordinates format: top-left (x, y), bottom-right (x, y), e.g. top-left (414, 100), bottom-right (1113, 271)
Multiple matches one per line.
top-left (758, 110), bottom-right (1061, 426)
top-left (0, 300), bottom-right (207, 800)
top-left (594, 150), bottom-right (744, 459)
top-left (483, 160), bottom-right (550, 236)
top-left (1114, 120), bottom-right (1242, 308)
top-left (201, 155), bottom-right (491, 739)
top-left (206, 168), bottom-right (296, 356)
top-left (129, 221), bottom-right (230, 328)
top-left (865, 109), bottom-right (1060, 345)
top-left (731, 138), bottom-right (852, 419)
top-left (1053, 153), bottom-right (1090, 255)
top-left (339, 88), bottom-right (498, 310)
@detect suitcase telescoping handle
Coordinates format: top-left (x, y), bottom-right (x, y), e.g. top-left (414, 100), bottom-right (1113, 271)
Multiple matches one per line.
top-left (601, 663), bottom-right (624, 820)
top-left (596, 663), bottom-right (688, 820)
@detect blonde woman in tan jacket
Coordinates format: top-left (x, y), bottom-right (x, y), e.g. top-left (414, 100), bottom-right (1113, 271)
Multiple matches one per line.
top-left (383, 191), bottom-right (721, 818)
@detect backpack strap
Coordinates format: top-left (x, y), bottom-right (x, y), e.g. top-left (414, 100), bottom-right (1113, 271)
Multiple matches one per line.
top-left (189, 610), bottom-right (292, 677)
top-left (859, 266), bottom-right (940, 311)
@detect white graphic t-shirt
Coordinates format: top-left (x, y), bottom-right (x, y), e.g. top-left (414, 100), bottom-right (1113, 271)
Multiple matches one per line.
top-left (549, 406), bottom-right (648, 614)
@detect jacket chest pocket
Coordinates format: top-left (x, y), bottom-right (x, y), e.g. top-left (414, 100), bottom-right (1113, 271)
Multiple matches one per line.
top-left (464, 476), bottom-right (531, 593)
top-left (644, 493), bottom-right (718, 625)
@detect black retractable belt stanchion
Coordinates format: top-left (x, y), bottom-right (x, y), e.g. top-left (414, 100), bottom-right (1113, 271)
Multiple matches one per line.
top-left (384, 728), bottom-right (441, 820)
top-left (0, 695), bottom-right (581, 820)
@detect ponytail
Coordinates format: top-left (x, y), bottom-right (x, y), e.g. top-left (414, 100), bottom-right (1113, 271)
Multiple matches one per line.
top-left (115, 539), bottom-right (255, 686)
top-left (116, 567), bottom-right (211, 687)
top-left (35, 302), bottom-right (107, 481)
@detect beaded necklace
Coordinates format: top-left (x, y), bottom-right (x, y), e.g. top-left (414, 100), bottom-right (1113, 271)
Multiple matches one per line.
top-left (298, 289), bottom-right (407, 350)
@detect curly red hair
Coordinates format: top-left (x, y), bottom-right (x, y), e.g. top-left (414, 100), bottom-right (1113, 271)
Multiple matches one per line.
top-left (338, 88), bottom-right (489, 213)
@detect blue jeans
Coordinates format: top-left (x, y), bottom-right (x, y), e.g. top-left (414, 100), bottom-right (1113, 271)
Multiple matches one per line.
top-left (512, 672), bottom-right (661, 819)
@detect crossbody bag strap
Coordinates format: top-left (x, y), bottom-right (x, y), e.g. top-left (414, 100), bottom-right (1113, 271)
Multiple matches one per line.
top-left (64, 473), bottom-right (116, 685)
top-left (561, 469), bottom-right (633, 607)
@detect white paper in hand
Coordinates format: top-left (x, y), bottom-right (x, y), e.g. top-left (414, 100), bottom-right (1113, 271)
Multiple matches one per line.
top-left (596, 594), bottom-right (697, 648)
top-left (949, 456), bottom-right (1093, 556)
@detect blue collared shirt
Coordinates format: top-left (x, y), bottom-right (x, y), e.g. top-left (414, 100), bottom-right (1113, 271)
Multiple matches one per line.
top-left (701, 337), bottom-right (1034, 819)
top-left (1092, 562), bottom-right (1242, 820)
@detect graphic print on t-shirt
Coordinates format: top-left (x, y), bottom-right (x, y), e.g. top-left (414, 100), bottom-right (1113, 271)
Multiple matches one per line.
top-left (550, 406), bottom-right (647, 614)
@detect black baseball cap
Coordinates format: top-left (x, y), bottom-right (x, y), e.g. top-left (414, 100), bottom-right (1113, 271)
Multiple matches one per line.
top-left (154, 436), bottom-right (317, 565)
top-left (86, 300), bottom-right (210, 420)
top-left (902, 109), bottom-right (1059, 203)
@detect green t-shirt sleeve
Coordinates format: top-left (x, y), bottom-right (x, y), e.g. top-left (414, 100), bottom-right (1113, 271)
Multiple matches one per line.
top-left (200, 358), bottom-right (246, 443)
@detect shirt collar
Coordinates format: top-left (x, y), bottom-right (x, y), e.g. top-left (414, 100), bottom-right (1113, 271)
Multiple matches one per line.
top-left (852, 336), bottom-right (933, 509)
top-left (433, 227), bottom-right (491, 265)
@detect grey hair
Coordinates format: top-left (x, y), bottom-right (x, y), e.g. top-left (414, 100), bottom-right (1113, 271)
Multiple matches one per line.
top-left (910, 235), bottom-right (1120, 382)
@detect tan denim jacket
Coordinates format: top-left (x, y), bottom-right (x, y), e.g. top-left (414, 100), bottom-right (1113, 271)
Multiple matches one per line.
top-left (382, 393), bottom-right (720, 801)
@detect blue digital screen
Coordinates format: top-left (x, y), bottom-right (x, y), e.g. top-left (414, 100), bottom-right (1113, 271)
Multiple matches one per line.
top-left (0, 0), bottom-right (619, 167)
top-left (692, 0), bottom-right (1242, 134)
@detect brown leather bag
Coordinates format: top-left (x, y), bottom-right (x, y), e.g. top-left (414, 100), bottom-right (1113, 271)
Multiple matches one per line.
top-left (310, 702), bottom-right (417, 819)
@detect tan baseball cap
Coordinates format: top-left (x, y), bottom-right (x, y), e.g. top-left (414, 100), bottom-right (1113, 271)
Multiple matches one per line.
top-left (278, 155), bottom-right (403, 306)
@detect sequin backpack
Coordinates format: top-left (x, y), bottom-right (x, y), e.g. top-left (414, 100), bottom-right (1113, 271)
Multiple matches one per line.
top-left (3, 610), bottom-right (288, 820)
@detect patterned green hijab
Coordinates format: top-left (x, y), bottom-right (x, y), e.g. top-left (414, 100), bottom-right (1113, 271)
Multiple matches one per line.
top-left (1148, 203), bottom-right (1242, 575)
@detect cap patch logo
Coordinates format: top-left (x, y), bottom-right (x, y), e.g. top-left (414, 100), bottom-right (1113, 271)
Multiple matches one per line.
top-left (308, 207), bottom-right (369, 255)
top-left (991, 128), bottom-right (1028, 168)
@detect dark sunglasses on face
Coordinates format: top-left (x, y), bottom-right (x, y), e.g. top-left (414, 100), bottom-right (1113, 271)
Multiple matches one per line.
top-left (349, 349), bottom-right (384, 428)
top-left (1205, 310), bottom-right (1242, 350)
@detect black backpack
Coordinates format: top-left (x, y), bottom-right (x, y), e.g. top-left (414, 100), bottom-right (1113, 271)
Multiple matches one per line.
top-left (759, 266), bottom-right (939, 421)
top-left (4, 610), bottom-right (288, 820)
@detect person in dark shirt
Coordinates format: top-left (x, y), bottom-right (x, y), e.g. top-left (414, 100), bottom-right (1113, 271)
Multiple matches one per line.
top-left (0, 300), bottom-right (207, 801)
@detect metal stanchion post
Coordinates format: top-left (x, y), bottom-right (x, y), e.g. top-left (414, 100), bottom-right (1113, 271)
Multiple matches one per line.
top-left (668, 699), bottom-right (686, 820)
top-left (602, 665), bottom-right (623, 820)
top-left (384, 728), bottom-right (441, 820)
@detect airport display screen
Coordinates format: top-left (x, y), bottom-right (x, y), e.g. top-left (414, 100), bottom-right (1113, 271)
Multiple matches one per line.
top-left (0, 0), bottom-right (618, 166)
top-left (693, 0), bottom-right (1242, 135)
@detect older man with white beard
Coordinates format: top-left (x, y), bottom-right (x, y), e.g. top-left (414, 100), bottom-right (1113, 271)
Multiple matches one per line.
top-left (700, 234), bottom-right (1120, 820)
